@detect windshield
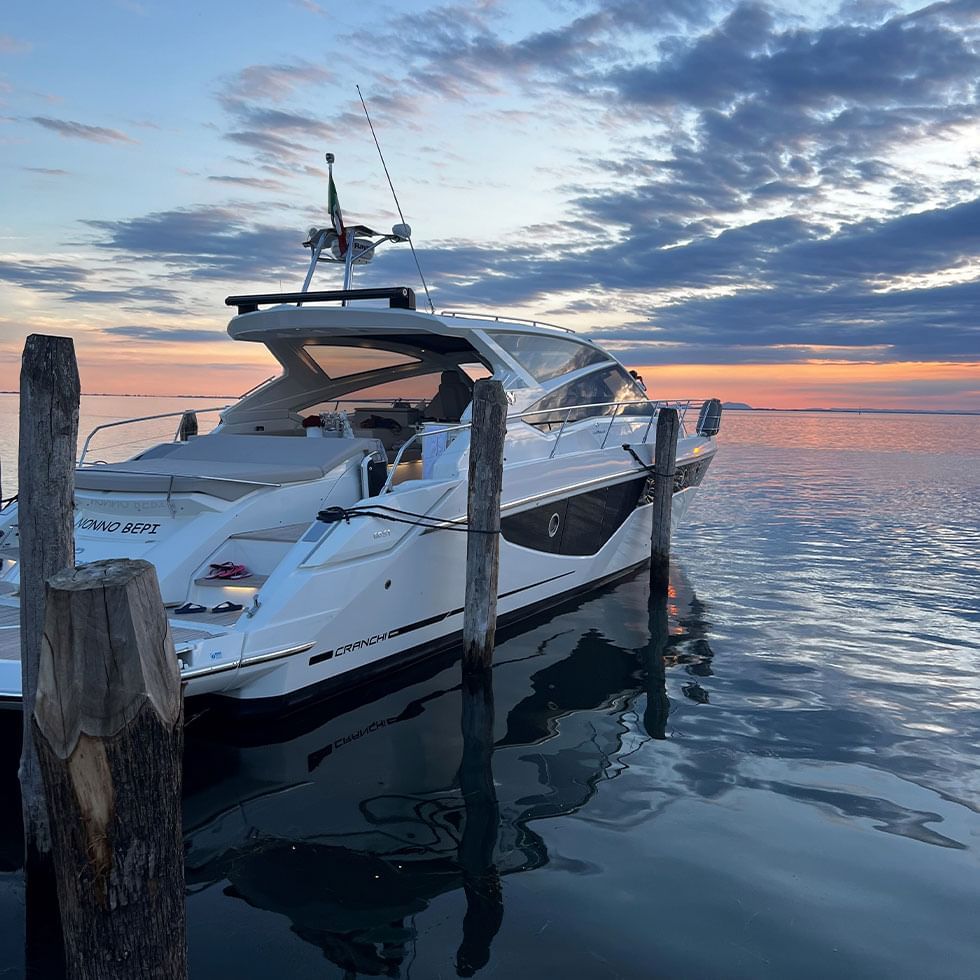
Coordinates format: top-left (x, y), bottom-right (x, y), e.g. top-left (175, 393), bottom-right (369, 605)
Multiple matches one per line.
top-left (527, 364), bottom-right (652, 428)
top-left (493, 332), bottom-right (608, 382)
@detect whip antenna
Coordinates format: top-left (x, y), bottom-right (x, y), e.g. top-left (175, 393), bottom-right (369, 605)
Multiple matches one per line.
top-left (357, 85), bottom-right (435, 313)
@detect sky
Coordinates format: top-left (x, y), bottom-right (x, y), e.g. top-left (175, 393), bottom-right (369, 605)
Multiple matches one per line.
top-left (0, 0), bottom-right (978, 410)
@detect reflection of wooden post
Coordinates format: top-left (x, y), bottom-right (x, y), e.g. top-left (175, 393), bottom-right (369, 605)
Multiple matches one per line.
top-left (19, 333), bottom-right (79, 974)
top-left (650, 408), bottom-right (679, 594)
top-left (641, 587), bottom-right (671, 739)
top-left (456, 668), bottom-right (503, 977)
top-left (462, 380), bottom-right (507, 670)
top-left (34, 559), bottom-right (186, 980)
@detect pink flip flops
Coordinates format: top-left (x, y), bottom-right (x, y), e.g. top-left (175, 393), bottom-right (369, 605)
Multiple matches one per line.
top-left (206, 562), bottom-right (251, 581)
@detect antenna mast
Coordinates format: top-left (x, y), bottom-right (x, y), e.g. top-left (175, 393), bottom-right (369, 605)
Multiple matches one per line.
top-left (356, 85), bottom-right (435, 314)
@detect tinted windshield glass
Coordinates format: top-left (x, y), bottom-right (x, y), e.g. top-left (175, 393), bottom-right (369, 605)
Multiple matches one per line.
top-left (528, 365), bottom-right (652, 427)
top-left (494, 333), bottom-right (608, 382)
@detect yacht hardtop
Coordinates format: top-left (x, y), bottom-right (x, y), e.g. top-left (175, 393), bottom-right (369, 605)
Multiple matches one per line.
top-left (0, 165), bottom-right (721, 714)
top-left (220, 289), bottom-right (651, 427)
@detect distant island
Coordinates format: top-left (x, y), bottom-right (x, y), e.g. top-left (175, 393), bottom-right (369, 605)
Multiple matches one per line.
top-left (720, 402), bottom-right (977, 416)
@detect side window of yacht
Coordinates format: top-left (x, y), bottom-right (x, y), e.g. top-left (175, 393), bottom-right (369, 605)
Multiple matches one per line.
top-left (305, 370), bottom-right (477, 421)
top-left (528, 365), bottom-right (652, 428)
top-left (301, 370), bottom-right (476, 460)
top-left (302, 345), bottom-right (421, 378)
top-left (458, 362), bottom-right (493, 382)
top-left (304, 373), bottom-right (449, 414)
top-left (493, 333), bottom-right (608, 382)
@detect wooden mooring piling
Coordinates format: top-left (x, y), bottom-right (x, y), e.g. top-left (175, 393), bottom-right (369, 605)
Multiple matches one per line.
top-left (34, 560), bottom-right (186, 980)
top-left (649, 406), bottom-right (680, 594)
top-left (458, 378), bottom-right (506, 974)
top-left (18, 333), bottom-right (79, 974)
top-left (462, 379), bottom-right (507, 672)
top-left (18, 334), bottom-right (187, 979)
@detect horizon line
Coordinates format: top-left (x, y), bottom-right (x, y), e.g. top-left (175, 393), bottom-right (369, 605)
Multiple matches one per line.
top-left (0, 391), bottom-right (976, 416)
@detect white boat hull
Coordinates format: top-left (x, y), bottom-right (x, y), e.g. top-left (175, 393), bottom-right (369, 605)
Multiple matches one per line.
top-left (0, 438), bottom-right (713, 713)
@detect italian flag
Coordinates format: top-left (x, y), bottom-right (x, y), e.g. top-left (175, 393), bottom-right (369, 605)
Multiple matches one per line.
top-left (328, 172), bottom-right (348, 255)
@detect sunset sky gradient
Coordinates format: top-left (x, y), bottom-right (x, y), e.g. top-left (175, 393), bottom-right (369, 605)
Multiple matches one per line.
top-left (1, 0), bottom-right (978, 410)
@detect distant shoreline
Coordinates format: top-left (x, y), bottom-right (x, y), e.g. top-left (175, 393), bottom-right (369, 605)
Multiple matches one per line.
top-left (722, 405), bottom-right (979, 417)
top-left (0, 391), bottom-right (976, 416)
top-left (0, 391), bottom-right (236, 400)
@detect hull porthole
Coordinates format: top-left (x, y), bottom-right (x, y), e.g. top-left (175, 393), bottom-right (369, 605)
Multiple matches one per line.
top-left (548, 513), bottom-right (561, 538)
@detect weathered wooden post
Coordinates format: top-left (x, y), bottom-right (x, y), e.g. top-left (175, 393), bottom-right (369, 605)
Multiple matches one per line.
top-left (34, 559), bottom-right (186, 980)
top-left (457, 378), bottom-right (506, 973)
top-left (649, 407), bottom-right (679, 595)
top-left (462, 379), bottom-right (507, 670)
top-left (176, 410), bottom-right (197, 441)
top-left (19, 333), bottom-right (79, 973)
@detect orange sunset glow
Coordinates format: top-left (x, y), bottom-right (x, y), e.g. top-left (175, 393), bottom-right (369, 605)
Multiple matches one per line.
top-left (2, 334), bottom-right (976, 414)
top-left (640, 360), bottom-right (980, 411)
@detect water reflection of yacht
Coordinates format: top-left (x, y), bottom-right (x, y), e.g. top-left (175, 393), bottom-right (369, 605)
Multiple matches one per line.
top-left (0, 170), bottom-right (721, 713)
top-left (182, 566), bottom-right (715, 976)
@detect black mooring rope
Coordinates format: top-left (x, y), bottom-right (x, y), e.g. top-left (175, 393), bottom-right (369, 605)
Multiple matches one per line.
top-left (317, 504), bottom-right (499, 534)
top-left (622, 444), bottom-right (668, 477)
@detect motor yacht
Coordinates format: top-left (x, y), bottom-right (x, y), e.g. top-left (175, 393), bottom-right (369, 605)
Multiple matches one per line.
top-left (0, 180), bottom-right (721, 714)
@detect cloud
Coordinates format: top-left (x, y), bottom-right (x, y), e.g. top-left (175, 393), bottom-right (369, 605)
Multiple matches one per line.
top-left (598, 3), bottom-right (978, 112)
top-left (0, 256), bottom-right (187, 312)
top-left (103, 325), bottom-right (225, 343)
top-left (63, 286), bottom-right (180, 305)
top-left (769, 197), bottom-right (980, 283)
top-left (29, 116), bottom-right (136, 144)
top-left (223, 62), bottom-right (333, 103)
top-left (293, 0), bottom-right (326, 15)
top-left (0, 258), bottom-right (91, 292)
top-left (0, 35), bottom-right (31, 54)
top-left (23, 166), bottom-right (69, 176)
top-left (207, 175), bottom-right (287, 191)
top-left (214, 60), bottom-right (338, 170)
top-left (84, 205), bottom-right (301, 282)
top-left (349, 186), bottom-right (980, 366)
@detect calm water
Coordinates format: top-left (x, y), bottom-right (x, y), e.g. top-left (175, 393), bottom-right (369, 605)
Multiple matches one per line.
top-left (1, 402), bottom-right (978, 978)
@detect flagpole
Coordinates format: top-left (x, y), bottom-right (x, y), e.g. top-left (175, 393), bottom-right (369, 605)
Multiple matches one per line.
top-left (326, 152), bottom-right (356, 302)
top-left (301, 151), bottom-right (338, 295)
top-left (301, 230), bottom-right (325, 295)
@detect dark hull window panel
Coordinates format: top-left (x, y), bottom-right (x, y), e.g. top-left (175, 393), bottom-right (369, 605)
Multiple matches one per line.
top-left (674, 457), bottom-right (712, 493)
top-left (528, 364), bottom-right (653, 429)
top-left (503, 477), bottom-right (647, 557)
top-left (494, 332), bottom-right (608, 382)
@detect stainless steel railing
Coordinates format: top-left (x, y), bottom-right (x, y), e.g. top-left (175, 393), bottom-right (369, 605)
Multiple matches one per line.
top-left (381, 398), bottom-right (698, 493)
top-left (75, 397), bottom-right (703, 497)
top-left (78, 407), bottom-right (230, 466)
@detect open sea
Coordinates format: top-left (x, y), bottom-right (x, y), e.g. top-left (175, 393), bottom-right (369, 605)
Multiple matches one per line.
top-left (0, 397), bottom-right (978, 979)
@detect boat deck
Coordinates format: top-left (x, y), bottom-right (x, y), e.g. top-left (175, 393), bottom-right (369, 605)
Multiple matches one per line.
top-left (0, 602), bottom-right (235, 671)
